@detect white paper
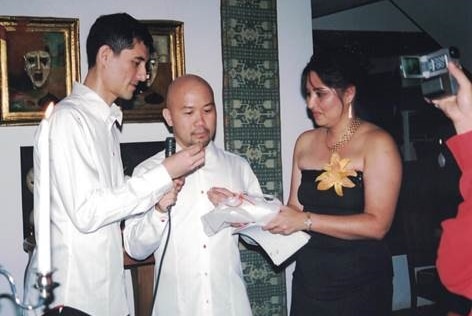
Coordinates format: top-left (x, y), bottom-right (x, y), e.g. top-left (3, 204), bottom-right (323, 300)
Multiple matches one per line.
top-left (235, 224), bottom-right (310, 266)
top-left (201, 194), bottom-right (310, 266)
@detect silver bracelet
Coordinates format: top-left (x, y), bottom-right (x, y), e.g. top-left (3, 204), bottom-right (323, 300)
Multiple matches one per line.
top-left (303, 212), bottom-right (312, 231)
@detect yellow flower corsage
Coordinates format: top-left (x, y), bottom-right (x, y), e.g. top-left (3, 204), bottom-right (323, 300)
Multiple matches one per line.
top-left (315, 152), bottom-right (357, 197)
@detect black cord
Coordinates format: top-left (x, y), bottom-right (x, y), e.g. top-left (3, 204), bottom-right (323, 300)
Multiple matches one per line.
top-left (149, 208), bottom-right (172, 316)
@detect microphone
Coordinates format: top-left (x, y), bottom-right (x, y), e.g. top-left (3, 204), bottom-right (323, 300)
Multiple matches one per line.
top-left (165, 136), bottom-right (176, 158)
top-left (152, 136), bottom-right (176, 313)
top-left (164, 136), bottom-right (176, 210)
top-left (164, 136), bottom-right (177, 210)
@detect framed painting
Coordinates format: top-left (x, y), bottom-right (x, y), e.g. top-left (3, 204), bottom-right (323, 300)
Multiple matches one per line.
top-left (117, 20), bottom-right (185, 123)
top-left (0, 16), bottom-right (80, 125)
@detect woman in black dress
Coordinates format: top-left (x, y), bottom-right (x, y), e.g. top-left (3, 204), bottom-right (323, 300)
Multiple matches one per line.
top-left (264, 47), bottom-right (402, 315)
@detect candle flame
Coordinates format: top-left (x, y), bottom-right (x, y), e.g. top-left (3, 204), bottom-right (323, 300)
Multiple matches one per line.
top-left (44, 102), bottom-right (54, 119)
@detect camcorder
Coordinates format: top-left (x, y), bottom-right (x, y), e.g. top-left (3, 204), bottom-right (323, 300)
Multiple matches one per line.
top-left (399, 47), bottom-right (460, 99)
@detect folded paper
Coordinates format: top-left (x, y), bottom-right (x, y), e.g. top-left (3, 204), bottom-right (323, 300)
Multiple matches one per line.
top-left (201, 193), bottom-right (310, 266)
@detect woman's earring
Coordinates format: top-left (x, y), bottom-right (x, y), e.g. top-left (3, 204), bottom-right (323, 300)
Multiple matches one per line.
top-left (348, 102), bottom-right (353, 119)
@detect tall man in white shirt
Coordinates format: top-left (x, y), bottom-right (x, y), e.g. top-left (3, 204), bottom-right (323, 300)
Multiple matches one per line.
top-left (29, 13), bottom-right (204, 316)
top-left (123, 74), bottom-right (262, 316)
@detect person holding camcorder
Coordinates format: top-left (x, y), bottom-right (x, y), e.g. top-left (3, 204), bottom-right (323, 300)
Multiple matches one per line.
top-left (432, 61), bottom-right (472, 310)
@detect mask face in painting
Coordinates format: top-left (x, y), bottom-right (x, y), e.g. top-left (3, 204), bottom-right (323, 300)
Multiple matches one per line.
top-left (146, 53), bottom-right (158, 88)
top-left (23, 50), bottom-right (51, 89)
top-left (26, 167), bottom-right (34, 193)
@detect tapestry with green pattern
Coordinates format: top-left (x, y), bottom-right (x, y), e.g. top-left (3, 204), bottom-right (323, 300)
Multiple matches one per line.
top-left (221, 0), bottom-right (286, 315)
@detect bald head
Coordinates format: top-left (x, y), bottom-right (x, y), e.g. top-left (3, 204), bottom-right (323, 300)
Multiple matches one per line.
top-left (163, 74), bottom-right (217, 149)
top-left (166, 74), bottom-right (214, 109)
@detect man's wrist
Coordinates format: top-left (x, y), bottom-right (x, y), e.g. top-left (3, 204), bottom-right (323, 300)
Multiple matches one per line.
top-left (155, 204), bottom-right (168, 214)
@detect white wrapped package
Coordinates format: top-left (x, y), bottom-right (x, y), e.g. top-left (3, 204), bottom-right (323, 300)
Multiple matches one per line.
top-left (201, 193), bottom-right (311, 266)
top-left (201, 193), bottom-right (281, 236)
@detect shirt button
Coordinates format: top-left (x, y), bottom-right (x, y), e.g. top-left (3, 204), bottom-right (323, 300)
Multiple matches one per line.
top-left (200, 190), bottom-right (204, 194)
top-left (203, 244), bottom-right (206, 249)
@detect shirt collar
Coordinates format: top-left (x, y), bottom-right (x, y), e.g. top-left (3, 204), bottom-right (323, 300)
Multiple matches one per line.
top-left (204, 141), bottom-right (217, 158)
top-left (175, 141), bottom-right (216, 154)
top-left (73, 82), bottom-right (123, 128)
top-left (109, 103), bottom-right (123, 126)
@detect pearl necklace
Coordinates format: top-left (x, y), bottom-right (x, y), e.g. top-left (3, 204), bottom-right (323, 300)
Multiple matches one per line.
top-left (326, 117), bottom-right (362, 153)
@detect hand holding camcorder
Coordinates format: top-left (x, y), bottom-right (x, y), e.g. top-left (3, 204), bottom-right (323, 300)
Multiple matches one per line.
top-left (400, 47), bottom-right (460, 99)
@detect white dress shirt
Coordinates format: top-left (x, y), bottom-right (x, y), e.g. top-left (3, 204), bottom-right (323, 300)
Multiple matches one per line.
top-left (29, 82), bottom-right (173, 316)
top-left (123, 141), bottom-right (262, 316)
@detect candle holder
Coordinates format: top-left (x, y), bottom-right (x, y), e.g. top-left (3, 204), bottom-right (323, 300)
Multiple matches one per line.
top-left (35, 271), bottom-right (56, 308)
top-left (0, 264), bottom-right (56, 312)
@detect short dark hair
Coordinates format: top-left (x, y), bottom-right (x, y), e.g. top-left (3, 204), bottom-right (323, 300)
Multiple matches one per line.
top-left (86, 13), bottom-right (154, 69)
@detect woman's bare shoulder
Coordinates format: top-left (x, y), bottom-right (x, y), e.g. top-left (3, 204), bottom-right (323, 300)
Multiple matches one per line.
top-left (360, 121), bottom-right (396, 145)
top-left (296, 127), bottom-right (325, 144)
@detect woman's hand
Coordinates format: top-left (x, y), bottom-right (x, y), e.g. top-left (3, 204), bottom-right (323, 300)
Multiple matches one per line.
top-left (431, 62), bottom-right (472, 134)
top-left (263, 205), bottom-right (307, 235)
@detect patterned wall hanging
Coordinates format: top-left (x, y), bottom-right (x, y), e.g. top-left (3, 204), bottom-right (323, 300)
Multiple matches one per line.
top-left (221, 0), bottom-right (286, 315)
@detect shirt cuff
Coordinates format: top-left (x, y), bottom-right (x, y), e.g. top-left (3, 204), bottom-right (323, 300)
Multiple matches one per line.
top-left (140, 163), bottom-right (173, 201)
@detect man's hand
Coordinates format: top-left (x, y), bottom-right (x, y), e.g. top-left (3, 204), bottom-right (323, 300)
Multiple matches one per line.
top-left (162, 144), bottom-right (205, 179)
top-left (207, 187), bottom-right (251, 228)
top-left (207, 187), bottom-right (237, 207)
top-left (155, 178), bottom-right (185, 213)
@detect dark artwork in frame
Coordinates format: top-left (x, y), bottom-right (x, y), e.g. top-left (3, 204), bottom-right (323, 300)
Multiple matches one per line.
top-left (20, 141), bottom-right (165, 251)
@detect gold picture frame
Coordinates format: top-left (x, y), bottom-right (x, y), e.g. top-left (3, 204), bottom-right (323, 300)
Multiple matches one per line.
top-left (117, 20), bottom-right (185, 123)
top-left (0, 16), bottom-right (80, 125)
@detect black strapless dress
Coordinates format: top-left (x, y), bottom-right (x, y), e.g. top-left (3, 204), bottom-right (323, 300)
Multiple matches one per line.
top-left (290, 170), bottom-right (393, 316)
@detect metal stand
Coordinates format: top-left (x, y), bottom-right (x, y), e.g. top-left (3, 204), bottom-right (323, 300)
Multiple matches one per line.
top-left (0, 264), bottom-right (55, 312)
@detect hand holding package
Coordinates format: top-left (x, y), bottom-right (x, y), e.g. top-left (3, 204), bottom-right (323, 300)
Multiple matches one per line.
top-left (201, 193), bottom-right (310, 266)
top-left (201, 193), bottom-right (281, 236)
